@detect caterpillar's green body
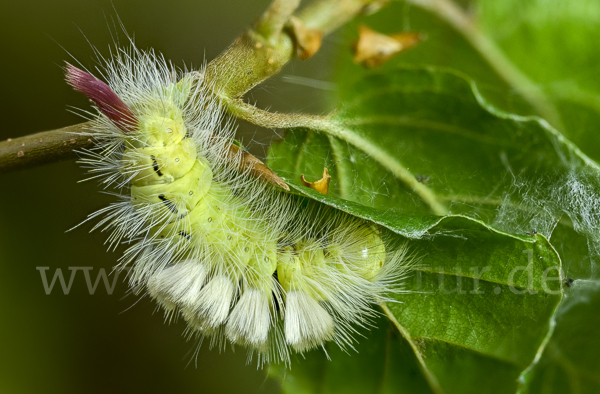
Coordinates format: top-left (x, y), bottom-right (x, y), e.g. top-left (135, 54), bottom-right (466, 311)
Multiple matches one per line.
top-left (67, 49), bottom-right (407, 365)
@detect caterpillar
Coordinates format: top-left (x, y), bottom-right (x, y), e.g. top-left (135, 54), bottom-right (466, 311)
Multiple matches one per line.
top-left (66, 46), bottom-right (409, 365)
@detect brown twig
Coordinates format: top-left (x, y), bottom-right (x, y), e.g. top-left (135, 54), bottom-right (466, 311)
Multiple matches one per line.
top-left (0, 123), bottom-right (94, 172)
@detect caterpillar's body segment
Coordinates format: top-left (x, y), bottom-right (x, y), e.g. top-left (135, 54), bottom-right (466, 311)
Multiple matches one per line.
top-left (67, 49), bottom-right (408, 365)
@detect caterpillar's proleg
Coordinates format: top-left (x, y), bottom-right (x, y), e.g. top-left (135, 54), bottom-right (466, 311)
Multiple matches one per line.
top-left (66, 48), bottom-right (410, 365)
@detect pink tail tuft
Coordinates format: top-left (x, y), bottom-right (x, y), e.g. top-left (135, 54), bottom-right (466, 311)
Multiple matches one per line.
top-left (65, 63), bottom-right (137, 133)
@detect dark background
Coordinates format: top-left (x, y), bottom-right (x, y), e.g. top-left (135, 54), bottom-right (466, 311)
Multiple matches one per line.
top-left (0, 0), bottom-right (338, 392)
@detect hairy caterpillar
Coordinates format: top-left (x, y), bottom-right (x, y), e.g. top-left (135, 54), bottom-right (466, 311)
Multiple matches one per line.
top-left (66, 46), bottom-right (409, 365)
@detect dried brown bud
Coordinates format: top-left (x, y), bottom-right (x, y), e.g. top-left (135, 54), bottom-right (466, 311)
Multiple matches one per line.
top-left (301, 168), bottom-right (331, 195)
top-left (353, 25), bottom-right (423, 68)
top-left (289, 17), bottom-right (324, 60)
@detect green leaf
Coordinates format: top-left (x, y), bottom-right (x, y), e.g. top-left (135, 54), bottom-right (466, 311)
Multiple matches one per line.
top-left (266, 2), bottom-right (600, 390)
top-left (329, 1), bottom-right (534, 122)
top-left (329, 0), bottom-right (600, 164)
top-left (269, 181), bottom-right (563, 393)
top-left (459, 3), bottom-right (600, 390)
top-left (266, 66), bottom-right (598, 392)
top-left (269, 67), bottom-right (596, 219)
top-left (517, 281), bottom-right (600, 394)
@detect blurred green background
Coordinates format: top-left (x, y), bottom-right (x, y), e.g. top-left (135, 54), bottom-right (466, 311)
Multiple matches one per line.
top-left (0, 0), bottom-right (338, 392)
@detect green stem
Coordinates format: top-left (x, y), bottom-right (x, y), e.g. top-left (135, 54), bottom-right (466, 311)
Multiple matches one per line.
top-left (297, 0), bottom-right (378, 33)
top-left (255, 0), bottom-right (301, 44)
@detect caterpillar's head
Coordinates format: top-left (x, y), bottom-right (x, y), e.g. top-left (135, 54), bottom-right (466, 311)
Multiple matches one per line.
top-left (136, 113), bottom-right (187, 148)
top-left (132, 76), bottom-right (195, 148)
